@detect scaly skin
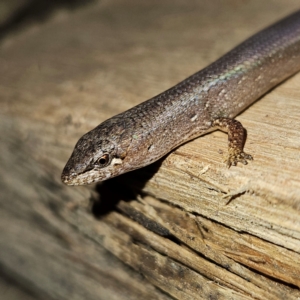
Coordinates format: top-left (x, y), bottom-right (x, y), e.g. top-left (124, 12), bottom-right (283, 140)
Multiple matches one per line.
top-left (62, 10), bottom-right (300, 185)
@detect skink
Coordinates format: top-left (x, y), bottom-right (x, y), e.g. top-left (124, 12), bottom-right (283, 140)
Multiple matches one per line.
top-left (62, 10), bottom-right (300, 185)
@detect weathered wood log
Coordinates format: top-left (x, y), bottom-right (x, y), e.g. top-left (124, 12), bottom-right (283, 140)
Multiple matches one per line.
top-left (1, 1), bottom-right (300, 299)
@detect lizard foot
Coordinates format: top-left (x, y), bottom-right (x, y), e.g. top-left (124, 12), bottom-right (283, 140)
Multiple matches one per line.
top-left (225, 148), bottom-right (253, 168)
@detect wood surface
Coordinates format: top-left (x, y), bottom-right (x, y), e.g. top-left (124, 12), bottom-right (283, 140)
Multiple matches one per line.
top-left (1, 0), bottom-right (300, 299)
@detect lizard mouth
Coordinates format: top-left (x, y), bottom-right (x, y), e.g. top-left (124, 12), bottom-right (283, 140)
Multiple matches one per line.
top-left (61, 172), bottom-right (94, 186)
top-left (61, 166), bottom-right (112, 185)
top-left (61, 172), bottom-right (77, 185)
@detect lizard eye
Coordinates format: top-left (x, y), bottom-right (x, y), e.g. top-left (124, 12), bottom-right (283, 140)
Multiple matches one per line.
top-left (95, 154), bottom-right (110, 168)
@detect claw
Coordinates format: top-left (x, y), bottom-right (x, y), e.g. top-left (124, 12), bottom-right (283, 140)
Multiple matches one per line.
top-left (225, 150), bottom-right (253, 168)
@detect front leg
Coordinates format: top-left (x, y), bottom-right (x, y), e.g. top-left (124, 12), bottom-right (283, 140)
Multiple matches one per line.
top-left (212, 118), bottom-right (253, 167)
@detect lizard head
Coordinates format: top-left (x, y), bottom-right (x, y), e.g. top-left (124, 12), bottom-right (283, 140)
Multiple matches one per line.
top-left (61, 118), bottom-right (131, 185)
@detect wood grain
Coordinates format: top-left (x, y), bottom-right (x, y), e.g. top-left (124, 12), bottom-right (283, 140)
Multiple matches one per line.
top-left (1, 0), bottom-right (300, 299)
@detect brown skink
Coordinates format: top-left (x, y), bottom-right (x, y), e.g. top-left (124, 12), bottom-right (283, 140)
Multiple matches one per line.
top-left (62, 10), bottom-right (300, 185)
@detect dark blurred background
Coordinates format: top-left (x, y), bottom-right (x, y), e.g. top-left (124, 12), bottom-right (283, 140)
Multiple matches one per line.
top-left (0, 0), bottom-right (94, 39)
